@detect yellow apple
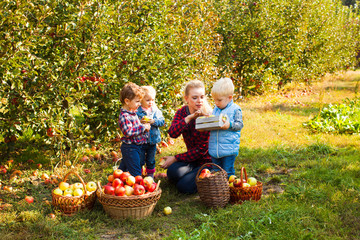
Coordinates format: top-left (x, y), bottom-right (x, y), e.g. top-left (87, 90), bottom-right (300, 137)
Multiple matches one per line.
top-left (228, 175), bottom-right (236, 183)
top-left (86, 181), bottom-right (97, 192)
top-left (59, 182), bottom-right (70, 191)
top-left (53, 188), bottom-right (63, 196)
top-left (163, 206), bottom-right (172, 215)
top-left (243, 183), bottom-right (251, 188)
top-left (65, 160), bottom-right (72, 167)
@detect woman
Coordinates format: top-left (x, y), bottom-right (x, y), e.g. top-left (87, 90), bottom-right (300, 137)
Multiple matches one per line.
top-left (161, 80), bottom-right (212, 194)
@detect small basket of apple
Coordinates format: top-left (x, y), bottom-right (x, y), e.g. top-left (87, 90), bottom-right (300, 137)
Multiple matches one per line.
top-left (195, 163), bottom-right (230, 208)
top-left (228, 167), bottom-right (263, 204)
top-left (96, 169), bottom-right (162, 219)
top-left (51, 171), bottom-right (97, 215)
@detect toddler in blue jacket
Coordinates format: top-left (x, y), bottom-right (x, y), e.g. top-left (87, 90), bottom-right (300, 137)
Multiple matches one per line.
top-left (137, 86), bottom-right (165, 177)
top-left (209, 78), bottom-right (244, 176)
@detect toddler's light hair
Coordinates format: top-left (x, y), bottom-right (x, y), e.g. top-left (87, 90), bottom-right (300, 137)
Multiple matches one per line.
top-left (211, 77), bottom-right (234, 97)
top-left (141, 86), bottom-right (156, 98)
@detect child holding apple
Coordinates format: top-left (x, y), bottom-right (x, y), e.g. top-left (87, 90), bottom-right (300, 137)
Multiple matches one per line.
top-left (208, 77), bottom-right (243, 177)
top-left (118, 82), bottom-right (151, 177)
top-left (136, 86), bottom-right (165, 178)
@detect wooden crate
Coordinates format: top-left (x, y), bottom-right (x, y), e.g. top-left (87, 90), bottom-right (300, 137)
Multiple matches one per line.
top-left (195, 114), bottom-right (227, 131)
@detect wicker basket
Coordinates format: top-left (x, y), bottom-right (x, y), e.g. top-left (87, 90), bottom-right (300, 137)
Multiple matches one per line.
top-left (195, 163), bottom-right (230, 208)
top-left (229, 167), bottom-right (263, 204)
top-left (51, 171), bottom-right (97, 215)
top-left (96, 181), bottom-right (162, 219)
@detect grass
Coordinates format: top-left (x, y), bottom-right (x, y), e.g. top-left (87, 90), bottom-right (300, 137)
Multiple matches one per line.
top-left (1, 71), bottom-right (360, 239)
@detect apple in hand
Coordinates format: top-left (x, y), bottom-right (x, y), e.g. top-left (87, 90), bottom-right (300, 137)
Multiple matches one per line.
top-left (104, 185), bottom-right (115, 195)
top-left (113, 169), bottom-right (123, 179)
top-left (124, 185), bottom-right (134, 196)
top-left (112, 178), bottom-right (124, 188)
top-left (86, 181), bottom-right (97, 192)
top-left (133, 185), bottom-right (146, 195)
top-left (25, 196), bottom-right (34, 204)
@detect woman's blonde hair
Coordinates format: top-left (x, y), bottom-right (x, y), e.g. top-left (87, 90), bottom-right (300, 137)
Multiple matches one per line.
top-left (183, 80), bottom-right (212, 114)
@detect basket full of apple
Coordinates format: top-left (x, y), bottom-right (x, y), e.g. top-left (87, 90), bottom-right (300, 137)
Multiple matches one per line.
top-left (228, 167), bottom-right (263, 204)
top-left (96, 169), bottom-right (162, 219)
top-left (51, 171), bottom-right (97, 215)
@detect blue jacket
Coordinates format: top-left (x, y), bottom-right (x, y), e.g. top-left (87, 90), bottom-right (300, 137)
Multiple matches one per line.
top-left (137, 105), bottom-right (165, 145)
top-left (209, 100), bottom-right (243, 158)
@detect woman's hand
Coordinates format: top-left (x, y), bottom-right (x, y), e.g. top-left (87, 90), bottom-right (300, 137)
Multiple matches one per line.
top-left (160, 156), bottom-right (177, 169)
top-left (185, 110), bottom-right (206, 124)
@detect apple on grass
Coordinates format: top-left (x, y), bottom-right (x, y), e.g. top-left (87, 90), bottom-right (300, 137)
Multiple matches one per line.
top-left (163, 206), bottom-right (172, 215)
top-left (86, 181), bottom-right (97, 192)
top-left (25, 196), bottom-right (34, 204)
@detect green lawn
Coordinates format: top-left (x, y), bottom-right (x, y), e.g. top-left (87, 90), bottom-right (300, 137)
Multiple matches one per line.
top-left (0, 71), bottom-right (359, 239)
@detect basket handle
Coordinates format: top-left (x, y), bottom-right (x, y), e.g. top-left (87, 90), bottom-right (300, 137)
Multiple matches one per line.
top-left (62, 171), bottom-right (87, 190)
top-left (240, 167), bottom-right (248, 187)
top-left (97, 181), bottom-right (103, 197)
top-left (195, 162), bottom-right (225, 180)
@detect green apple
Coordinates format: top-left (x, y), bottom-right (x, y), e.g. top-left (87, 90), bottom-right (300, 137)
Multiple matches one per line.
top-left (164, 206), bottom-right (172, 215)
top-left (86, 181), bottom-right (97, 192)
top-left (73, 188), bottom-right (84, 196)
top-left (64, 188), bottom-right (73, 196)
top-left (53, 188), bottom-right (63, 196)
top-left (247, 177), bottom-right (257, 186)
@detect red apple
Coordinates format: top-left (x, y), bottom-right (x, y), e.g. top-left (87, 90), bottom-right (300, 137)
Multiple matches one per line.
top-left (233, 178), bottom-right (246, 187)
top-left (81, 155), bottom-right (89, 162)
top-left (114, 186), bottom-right (126, 196)
top-left (37, 163), bottom-right (42, 169)
top-left (112, 178), bottom-right (124, 188)
top-left (104, 185), bottom-right (115, 195)
top-left (120, 172), bottom-right (131, 183)
top-left (133, 184), bottom-right (146, 195)
top-left (25, 196), bottom-right (34, 204)
top-left (135, 175), bottom-right (143, 185)
top-left (110, 151), bottom-right (118, 158)
top-left (113, 169), bottom-right (123, 179)
top-left (126, 176), bottom-right (136, 186)
top-left (201, 169), bottom-right (211, 175)
top-left (146, 182), bottom-right (157, 192)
